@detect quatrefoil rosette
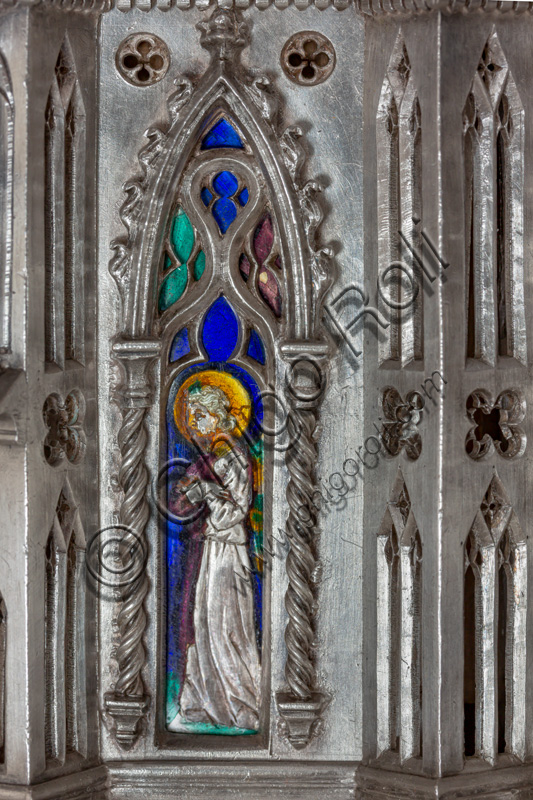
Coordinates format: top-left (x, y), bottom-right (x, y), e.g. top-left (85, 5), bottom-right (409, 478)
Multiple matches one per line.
top-left (42, 389), bottom-right (86, 467)
top-left (465, 388), bottom-right (526, 460)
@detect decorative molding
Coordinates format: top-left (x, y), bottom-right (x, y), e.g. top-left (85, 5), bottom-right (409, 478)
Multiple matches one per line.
top-left (109, 7), bottom-right (334, 342)
top-left (108, 761), bottom-right (356, 799)
top-left (0, 0), bottom-right (529, 21)
top-left (111, 0), bottom-right (352, 11)
top-left (356, 763), bottom-right (533, 800)
top-left (0, 0), bottom-right (112, 12)
top-left (0, 766), bottom-right (109, 800)
top-left (104, 340), bottom-right (160, 749)
top-left (357, 0), bottom-right (533, 16)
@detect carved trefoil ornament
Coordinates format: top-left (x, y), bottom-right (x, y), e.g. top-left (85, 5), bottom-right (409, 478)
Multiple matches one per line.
top-left (465, 388), bottom-right (525, 460)
top-left (107, 8), bottom-right (334, 750)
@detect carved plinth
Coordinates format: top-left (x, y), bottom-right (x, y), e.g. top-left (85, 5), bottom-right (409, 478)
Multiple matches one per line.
top-left (104, 693), bottom-right (150, 750)
top-left (276, 691), bottom-right (329, 749)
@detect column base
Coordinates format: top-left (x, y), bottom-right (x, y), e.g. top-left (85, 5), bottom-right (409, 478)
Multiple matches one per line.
top-left (104, 693), bottom-right (150, 750)
top-left (275, 690), bottom-right (330, 749)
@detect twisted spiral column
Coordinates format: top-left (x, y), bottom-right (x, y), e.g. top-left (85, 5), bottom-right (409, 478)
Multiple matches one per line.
top-left (104, 340), bottom-right (160, 749)
top-left (276, 345), bottom-right (330, 749)
top-left (114, 406), bottom-right (150, 697)
top-left (284, 405), bottom-right (318, 699)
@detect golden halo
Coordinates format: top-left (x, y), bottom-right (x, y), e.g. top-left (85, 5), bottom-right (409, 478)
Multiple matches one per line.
top-left (174, 370), bottom-right (251, 441)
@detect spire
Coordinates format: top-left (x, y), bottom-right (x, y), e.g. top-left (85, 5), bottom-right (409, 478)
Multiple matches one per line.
top-left (197, 8), bottom-right (250, 64)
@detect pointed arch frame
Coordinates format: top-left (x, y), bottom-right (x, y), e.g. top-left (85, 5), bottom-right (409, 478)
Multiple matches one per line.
top-left (116, 71), bottom-right (321, 342)
top-left (106, 9), bottom-right (334, 752)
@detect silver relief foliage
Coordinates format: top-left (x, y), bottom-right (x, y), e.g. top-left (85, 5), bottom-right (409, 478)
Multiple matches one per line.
top-left (108, 77), bottom-right (192, 306)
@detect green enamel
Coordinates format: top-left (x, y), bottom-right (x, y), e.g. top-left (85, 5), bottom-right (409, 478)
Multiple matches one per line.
top-left (170, 207), bottom-right (195, 264)
top-left (193, 250), bottom-right (206, 280)
top-left (159, 264), bottom-right (188, 312)
top-left (166, 674), bottom-right (255, 735)
top-left (164, 252), bottom-right (172, 271)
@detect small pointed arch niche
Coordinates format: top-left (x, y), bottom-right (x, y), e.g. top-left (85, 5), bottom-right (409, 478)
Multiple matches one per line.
top-left (376, 469), bottom-right (422, 764)
top-left (376, 32), bottom-right (423, 368)
top-left (463, 474), bottom-right (526, 764)
top-left (155, 87), bottom-right (298, 744)
top-left (463, 29), bottom-right (526, 367)
top-left (44, 480), bottom-right (87, 765)
top-left (44, 35), bottom-right (86, 370)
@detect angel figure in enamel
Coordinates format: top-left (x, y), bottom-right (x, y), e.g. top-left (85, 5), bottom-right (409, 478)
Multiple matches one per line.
top-left (166, 366), bottom-right (263, 734)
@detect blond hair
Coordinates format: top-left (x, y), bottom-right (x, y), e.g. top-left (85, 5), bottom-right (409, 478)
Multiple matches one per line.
top-left (188, 384), bottom-right (236, 433)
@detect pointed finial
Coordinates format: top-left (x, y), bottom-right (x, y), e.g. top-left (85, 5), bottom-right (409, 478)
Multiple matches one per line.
top-left (197, 8), bottom-right (250, 63)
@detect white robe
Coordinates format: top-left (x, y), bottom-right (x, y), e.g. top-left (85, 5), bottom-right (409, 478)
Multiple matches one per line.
top-left (169, 446), bottom-right (261, 732)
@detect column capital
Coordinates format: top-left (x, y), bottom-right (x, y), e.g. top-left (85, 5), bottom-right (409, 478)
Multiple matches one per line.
top-left (112, 339), bottom-right (160, 410)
